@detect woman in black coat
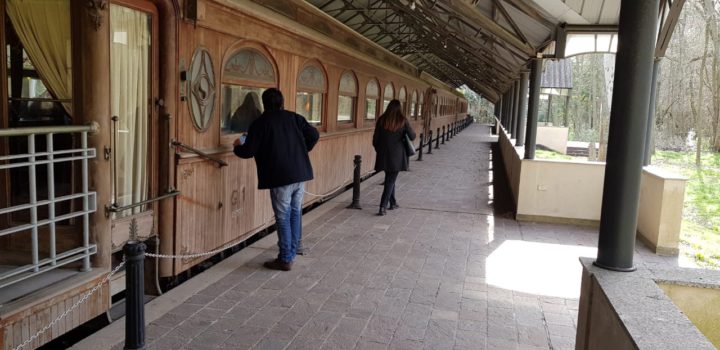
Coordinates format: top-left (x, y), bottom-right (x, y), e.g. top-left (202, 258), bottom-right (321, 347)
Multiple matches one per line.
top-left (373, 99), bottom-right (416, 216)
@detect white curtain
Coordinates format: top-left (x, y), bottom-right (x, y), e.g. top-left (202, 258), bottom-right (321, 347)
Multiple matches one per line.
top-left (6, 0), bottom-right (72, 114)
top-left (110, 5), bottom-right (150, 215)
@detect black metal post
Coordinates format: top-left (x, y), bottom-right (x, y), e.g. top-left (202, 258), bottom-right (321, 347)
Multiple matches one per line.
top-left (347, 155), bottom-right (362, 209)
top-left (596, 0), bottom-right (660, 272)
top-left (427, 130), bottom-right (433, 154)
top-left (417, 133), bottom-right (424, 161)
top-left (502, 92), bottom-right (509, 128)
top-left (643, 59), bottom-right (661, 166)
top-left (524, 59), bottom-right (542, 159)
top-left (124, 241), bottom-right (146, 350)
top-left (507, 87), bottom-right (515, 133)
top-left (441, 126), bottom-right (446, 144)
top-left (510, 81), bottom-right (519, 138)
top-left (516, 70), bottom-right (530, 147)
top-left (435, 128), bottom-right (440, 148)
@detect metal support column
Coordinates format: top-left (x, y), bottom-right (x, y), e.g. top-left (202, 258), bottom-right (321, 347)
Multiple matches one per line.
top-left (510, 81), bottom-right (519, 138)
top-left (516, 71), bottom-right (530, 147)
top-left (596, 0), bottom-right (660, 271)
top-left (643, 59), bottom-right (661, 166)
top-left (524, 59), bottom-right (542, 159)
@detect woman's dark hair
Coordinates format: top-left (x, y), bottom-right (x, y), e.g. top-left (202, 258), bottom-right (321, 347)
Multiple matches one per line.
top-left (379, 99), bottom-right (406, 132)
top-left (262, 88), bottom-right (284, 112)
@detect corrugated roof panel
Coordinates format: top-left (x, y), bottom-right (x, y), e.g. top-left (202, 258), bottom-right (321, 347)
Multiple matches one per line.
top-left (564, 0), bottom-right (585, 14)
top-left (540, 59), bottom-right (573, 89)
top-left (580, 0), bottom-right (604, 24)
top-left (598, 0), bottom-right (621, 25)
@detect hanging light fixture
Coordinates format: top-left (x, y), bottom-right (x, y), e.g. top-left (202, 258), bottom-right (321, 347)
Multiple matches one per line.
top-left (410, 0), bottom-right (416, 10)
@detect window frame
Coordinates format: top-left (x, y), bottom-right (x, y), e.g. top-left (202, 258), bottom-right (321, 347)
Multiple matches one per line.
top-left (383, 82), bottom-right (394, 113)
top-left (296, 60), bottom-right (327, 128)
top-left (337, 70), bottom-right (357, 127)
top-left (365, 78), bottom-right (380, 122)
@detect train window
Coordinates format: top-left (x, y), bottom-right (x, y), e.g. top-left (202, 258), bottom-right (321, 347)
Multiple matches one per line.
top-left (365, 79), bottom-right (379, 120)
top-left (337, 71), bottom-right (357, 124)
top-left (383, 83), bottom-right (394, 112)
top-left (418, 92), bottom-right (424, 117)
top-left (296, 62), bottom-right (326, 125)
top-left (398, 86), bottom-right (406, 115)
top-left (410, 90), bottom-right (417, 119)
top-left (221, 48), bottom-right (276, 135)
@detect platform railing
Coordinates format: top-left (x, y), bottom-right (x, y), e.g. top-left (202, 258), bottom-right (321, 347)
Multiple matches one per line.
top-left (0, 125), bottom-right (98, 289)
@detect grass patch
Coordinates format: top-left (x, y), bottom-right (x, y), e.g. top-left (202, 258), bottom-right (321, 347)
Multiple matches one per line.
top-left (653, 151), bottom-right (720, 268)
top-left (535, 149), bottom-right (576, 160)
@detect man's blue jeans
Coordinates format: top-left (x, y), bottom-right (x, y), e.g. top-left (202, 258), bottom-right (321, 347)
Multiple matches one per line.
top-left (269, 182), bottom-right (304, 263)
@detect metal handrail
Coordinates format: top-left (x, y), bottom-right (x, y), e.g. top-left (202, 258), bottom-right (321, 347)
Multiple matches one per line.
top-left (105, 190), bottom-right (181, 216)
top-left (0, 124), bottom-right (98, 137)
top-left (171, 139), bottom-right (228, 167)
top-left (7, 97), bottom-right (72, 103)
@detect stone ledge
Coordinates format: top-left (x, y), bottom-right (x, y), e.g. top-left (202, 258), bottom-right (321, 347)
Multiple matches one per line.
top-left (576, 258), bottom-right (717, 350)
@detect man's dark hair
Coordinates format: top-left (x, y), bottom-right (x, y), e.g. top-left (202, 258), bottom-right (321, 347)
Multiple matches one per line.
top-left (262, 88), bottom-right (284, 112)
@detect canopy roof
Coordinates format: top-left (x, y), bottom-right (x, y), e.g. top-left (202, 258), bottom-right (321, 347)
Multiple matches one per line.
top-left (250, 0), bottom-right (684, 102)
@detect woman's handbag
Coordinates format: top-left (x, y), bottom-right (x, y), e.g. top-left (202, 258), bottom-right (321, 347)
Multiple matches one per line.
top-left (404, 133), bottom-right (416, 156)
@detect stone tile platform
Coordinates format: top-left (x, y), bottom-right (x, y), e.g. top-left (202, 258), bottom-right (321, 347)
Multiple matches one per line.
top-left (74, 124), bottom-right (680, 350)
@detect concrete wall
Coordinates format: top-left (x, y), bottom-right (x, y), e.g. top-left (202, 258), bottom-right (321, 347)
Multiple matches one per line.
top-left (637, 167), bottom-right (687, 255)
top-left (537, 126), bottom-right (569, 154)
top-left (575, 268), bottom-right (637, 350)
top-left (517, 159), bottom-right (605, 222)
top-left (496, 124), bottom-right (687, 253)
top-left (498, 127), bottom-right (522, 206)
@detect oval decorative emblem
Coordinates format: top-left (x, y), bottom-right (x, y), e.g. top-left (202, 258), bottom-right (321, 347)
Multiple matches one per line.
top-left (189, 48), bottom-right (216, 132)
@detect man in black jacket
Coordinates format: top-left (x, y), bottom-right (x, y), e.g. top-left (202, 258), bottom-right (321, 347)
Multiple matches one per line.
top-left (233, 88), bottom-right (319, 271)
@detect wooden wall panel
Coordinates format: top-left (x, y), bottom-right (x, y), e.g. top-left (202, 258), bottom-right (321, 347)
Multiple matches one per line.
top-left (174, 160), bottom-right (225, 273)
top-left (0, 275), bottom-right (108, 350)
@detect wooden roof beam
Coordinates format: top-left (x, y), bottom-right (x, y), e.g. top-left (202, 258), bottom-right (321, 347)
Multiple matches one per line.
top-left (656, 0), bottom-right (685, 57)
top-left (440, 0), bottom-right (536, 57)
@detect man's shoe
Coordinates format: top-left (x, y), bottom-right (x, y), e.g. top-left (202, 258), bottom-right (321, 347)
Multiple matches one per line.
top-left (264, 259), bottom-right (292, 271)
top-left (377, 207), bottom-right (387, 216)
top-left (388, 203), bottom-right (400, 210)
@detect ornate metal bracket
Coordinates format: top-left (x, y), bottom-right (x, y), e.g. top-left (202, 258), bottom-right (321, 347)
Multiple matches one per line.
top-left (86, 0), bottom-right (108, 31)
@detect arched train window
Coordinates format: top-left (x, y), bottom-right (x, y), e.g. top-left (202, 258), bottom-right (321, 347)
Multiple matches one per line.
top-left (365, 79), bottom-right (380, 120)
top-left (337, 71), bottom-right (357, 124)
top-left (221, 47), bottom-right (276, 135)
top-left (398, 86), bottom-right (407, 115)
top-left (418, 92), bottom-right (424, 117)
top-left (410, 90), bottom-right (418, 119)
top-left (296, 62), bottom-right (326, 125)
top-left (383, 83), bottom-right (394, 112)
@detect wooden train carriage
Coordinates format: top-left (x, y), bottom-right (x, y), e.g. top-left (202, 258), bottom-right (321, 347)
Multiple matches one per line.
top-left (0, 0), bottom-right (466, 348)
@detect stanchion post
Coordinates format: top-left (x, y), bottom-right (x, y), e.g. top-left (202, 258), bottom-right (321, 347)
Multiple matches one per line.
top-left (347, 155), bottom-right (362, 209)
top-left (435, 128), bottom-right (440, 149)
top-left (124, 241), bottom-right (146, 350)
top-left (427, 130), bottom-right (433, 154)
top-left (417, 133), bottom-right (424, 161)
top-left (441, 126), bottom-right (446, 144)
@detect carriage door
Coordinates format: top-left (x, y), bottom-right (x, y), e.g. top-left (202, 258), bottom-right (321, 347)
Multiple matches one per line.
top-left (108, 1), bottom-right (159, 247)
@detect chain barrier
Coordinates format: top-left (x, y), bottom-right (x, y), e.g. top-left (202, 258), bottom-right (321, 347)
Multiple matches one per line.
top-left (13, 261), bottom-right (126, 350)
top-left (145, 238), bottom-right (249, 260)
top-left (303, 162), bottom-right (359, 199)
